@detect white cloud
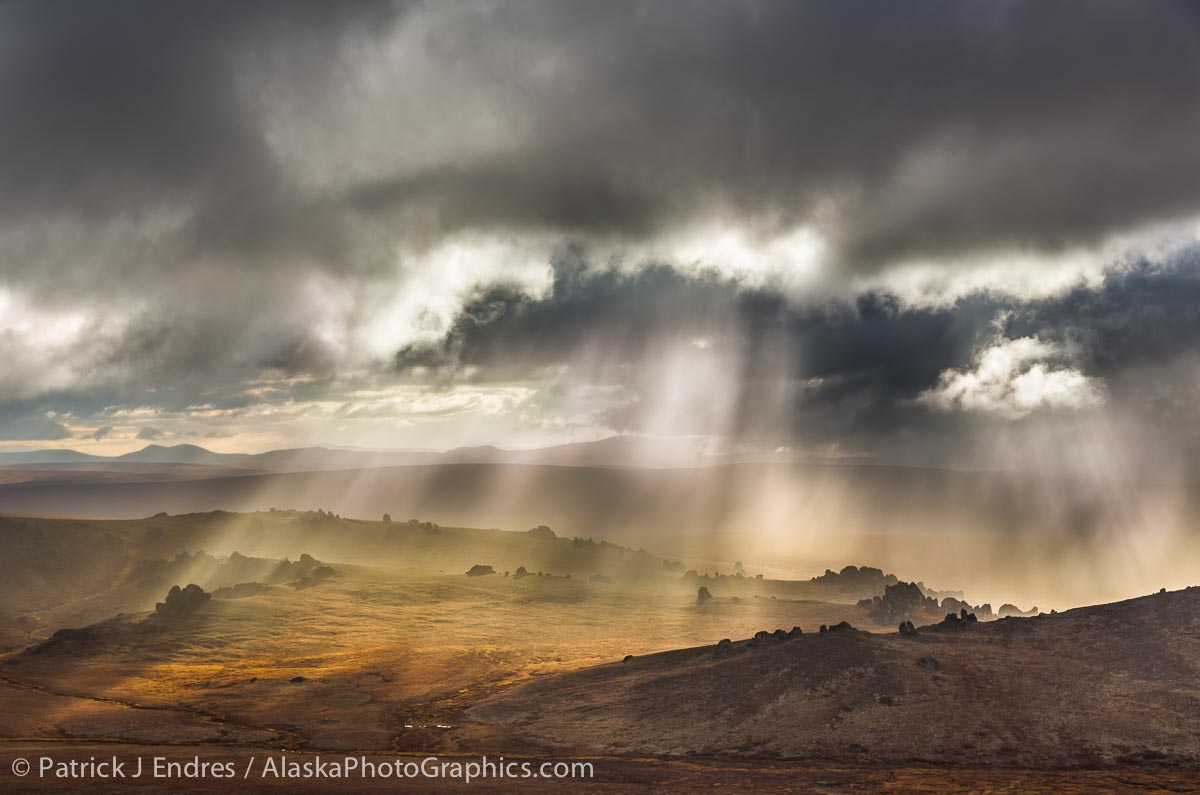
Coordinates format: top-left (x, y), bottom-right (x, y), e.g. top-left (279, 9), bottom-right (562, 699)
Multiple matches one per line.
top-left (920, 336), bottom-right (1106, 419)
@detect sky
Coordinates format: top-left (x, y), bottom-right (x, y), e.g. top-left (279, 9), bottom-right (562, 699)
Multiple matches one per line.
top-left (3, 0), bottom-right (1200, 476)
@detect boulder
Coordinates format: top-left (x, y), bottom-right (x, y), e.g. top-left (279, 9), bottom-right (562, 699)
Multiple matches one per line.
top-left (154, 584), bottom-right (211, 620)
top-left (867, 581), bottom-right (939, 625)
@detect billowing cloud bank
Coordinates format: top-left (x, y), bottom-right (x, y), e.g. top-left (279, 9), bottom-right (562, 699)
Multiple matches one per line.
top-left (1, 0), bottom-right (1199, 474)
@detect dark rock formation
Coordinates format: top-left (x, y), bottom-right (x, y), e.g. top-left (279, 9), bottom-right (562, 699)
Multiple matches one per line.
top-left (942, 597), bottom-right (994, 621)
top-left (697, 586), bottom-right (712, 604)
top-left (526, 525), bottom-right (557, 540)
top-left (589, 574), bottom-right (614, 584)
top-left (866, 581), bottom-right (940, 625)
top-left (714, 638), bottom-right (733, 658)
top-left (828, 620), bottom-right (854, 632)
top-left (466, 564), bottom-right (496, 577)
top-left (810, 565), bottom-right (900, 596)
top-left (898, 620), bottom-right (918, 636)
top-left (154, 584), bottom-right (211, 620)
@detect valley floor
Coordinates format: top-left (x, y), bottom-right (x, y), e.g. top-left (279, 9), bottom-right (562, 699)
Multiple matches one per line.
top-left (2, 513), bottom-right (1197, 793)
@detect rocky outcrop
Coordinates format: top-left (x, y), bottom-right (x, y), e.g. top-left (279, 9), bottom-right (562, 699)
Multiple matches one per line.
top-left (526, 525), bottom-right (557, 540)
top-left (941, 608), bottom-right (979, 626)
top-left (942, 597), bottom-right (994, 621)
top-left (810, 565), bottom-right (900, 597)
top-left (864, 581), bottom-right (940, 625)
top-left (154, 584), bottom-right (211, 620)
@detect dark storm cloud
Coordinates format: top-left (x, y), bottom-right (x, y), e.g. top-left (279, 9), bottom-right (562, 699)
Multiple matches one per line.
top-left (396, 252), bottom-right (745, 373)
top-left (346, 1), bottom-right (1200, 267)
top-left (0, 0), bottom-right (396, 222)
top-left (398, 248), bottom-right (1200, 449)
top-left (1007, 253), bottom-right (1200, 378)
top-left (0, 0), bottom-right (406, 419)
top-left (6, 1), bottom-right (1199, 283)
top-left (0, 413), bottom-right (70, 442)
top-left (0, 0), bottom-right (404, 314)
top-left (4, 0), bottom-right (1200, 452)
top-left (395, 252), bottom-right (1000, 443)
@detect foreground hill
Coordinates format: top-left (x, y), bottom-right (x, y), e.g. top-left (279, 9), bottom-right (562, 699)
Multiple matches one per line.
top-left (471, 587), bottom-right (1200, 768)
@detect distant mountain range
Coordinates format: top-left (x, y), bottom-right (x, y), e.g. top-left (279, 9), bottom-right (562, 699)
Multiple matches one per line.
top-left (0, 437), bottom-right (720, 471)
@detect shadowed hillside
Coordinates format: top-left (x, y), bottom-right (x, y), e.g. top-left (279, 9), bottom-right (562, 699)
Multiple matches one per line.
top-left (471, 587), bottom-right (1200, 768)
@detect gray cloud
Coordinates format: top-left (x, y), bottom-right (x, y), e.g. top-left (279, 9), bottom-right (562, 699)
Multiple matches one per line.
top-left (396, 249), bottom-right (1200, 463)
top-left (5, 2), bottom-right (1199, 283)
top-left (2, 1), bottom-right (1200, 463)
top-left (0, 414), bottom-right (71, 442)
top-left (136, 426), bottom-right (165, 441)
top-left (336, 1), bottom-right (1200, 267)
top-left (396, 253), bottom-right (985, 446)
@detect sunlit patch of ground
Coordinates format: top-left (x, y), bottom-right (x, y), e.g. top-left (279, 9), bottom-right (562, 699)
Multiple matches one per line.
top-left (3, 564), bottom-right (873, 752)
top-left (2, 560), bottom-right (1198, 790)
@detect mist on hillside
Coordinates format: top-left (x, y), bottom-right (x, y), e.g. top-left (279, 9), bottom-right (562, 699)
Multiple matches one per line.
top-left (1, 446), bottom-right (1193, 609)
